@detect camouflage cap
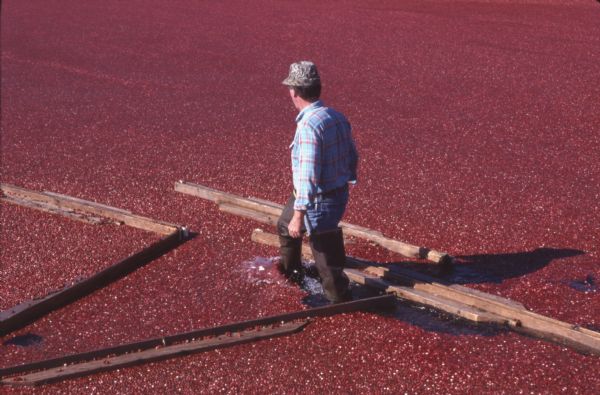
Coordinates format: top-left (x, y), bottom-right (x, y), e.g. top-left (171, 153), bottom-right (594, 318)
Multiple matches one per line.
top-left (282, 61), bottom-right (321, 87)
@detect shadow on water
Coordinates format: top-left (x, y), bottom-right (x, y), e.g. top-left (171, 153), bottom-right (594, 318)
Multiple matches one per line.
top-left (365, 247), bottom-right (588, 336)
top-left (389, 301), bottom-right (508, 336)
top-left (3, 333), bottom-right (43, 347)
top-left (377, 247), bottom-right (588, 335)
top-left (401, 247), bottom-right (585, 285)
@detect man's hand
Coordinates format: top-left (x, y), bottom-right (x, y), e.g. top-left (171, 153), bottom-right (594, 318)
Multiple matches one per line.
top-left (288, 210), bottom-right (305, 238)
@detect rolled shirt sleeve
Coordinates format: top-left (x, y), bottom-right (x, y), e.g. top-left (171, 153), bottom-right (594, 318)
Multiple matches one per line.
top-left (293, 123), bottom-right (321, 210)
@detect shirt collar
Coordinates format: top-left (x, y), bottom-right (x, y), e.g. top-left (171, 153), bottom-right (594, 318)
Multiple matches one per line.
top-left (295, 100), bottom-right (324, 123)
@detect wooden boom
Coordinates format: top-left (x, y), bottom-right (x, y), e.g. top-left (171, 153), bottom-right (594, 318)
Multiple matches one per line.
top-left (1, 183), bottom-right (181, 235)
top-left (175, 181), bottom-right (451, 264)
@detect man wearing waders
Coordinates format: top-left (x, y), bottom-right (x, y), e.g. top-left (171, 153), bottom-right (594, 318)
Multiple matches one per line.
top-left (278, 61), bottom-right (358, 303)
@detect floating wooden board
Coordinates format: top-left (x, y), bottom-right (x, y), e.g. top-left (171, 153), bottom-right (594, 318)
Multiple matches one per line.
top-left (175, 181), bottom-right (451, 264)
top-left (1, 322), bottom-right (307, 387)
top-left (1, 183), bottom-right (180, 235)
top-left (0, 184), bottom-right (189, 335)
top-left (250, 229), bottom-right (600, 356)
top-left (344, 269), bottom-right (508, 324)
top-left (0, 294), bottom-right (394, 385)
top-left (368, 267), bottom-right (600, 350)
top-left (1, 196), bottom-right (108, 225)
top-left (220, 202), bottom-right (279, 226)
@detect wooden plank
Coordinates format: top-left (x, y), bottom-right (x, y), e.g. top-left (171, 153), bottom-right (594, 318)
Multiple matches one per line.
top-left (175, 181), bottom-right (284, 216)
top-left (251, 228), bottom-right (523, 305)
top-left (43, 191), bottom-right (177, 235)
top-left (250, 228), bottom-right (517, 304)
top-left (344, 269), bottom-right (508, 324)
top-left (1, 322), bottom-right (307, 387)
top-left (346, 271), bottom-right (600, 354)
top-left (219, 203), bottom-right (279, 226)
top-left (250, 229), bottom-right (527, 309)
top-left (367, 266), bottom-right (600, 342)
top-left (0, 294), bottom-right (395, 378)
top-left (175, 181), bottom-right (451, 264)
top-left (1, 196), bottom-right (109, 225)
top-left (0, 231), bottom-right (185, 336)
top-left (402, 274), bottom-right (600, 341)
top-left (364, 266), bottom-right (526, 310)
top-left (250, 229), bottom-right (502, 323)
top-left (1, 184), bottom-right (180, 235)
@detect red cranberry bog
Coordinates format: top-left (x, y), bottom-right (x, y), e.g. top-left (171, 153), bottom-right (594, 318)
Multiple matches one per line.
top-left (2, 0), bottom-right (600, 393)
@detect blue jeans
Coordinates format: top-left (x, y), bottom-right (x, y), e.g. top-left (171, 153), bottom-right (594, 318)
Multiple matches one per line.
top-left (277, 186), bottom-right (349, 237)
top-left (276, 186), bottom-right (351, 302)
top-left (304, 186), bottom-right (349, 235)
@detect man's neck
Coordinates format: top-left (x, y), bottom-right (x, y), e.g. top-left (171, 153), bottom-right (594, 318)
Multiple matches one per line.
top-left (296, 99), bottom-right (318, 112)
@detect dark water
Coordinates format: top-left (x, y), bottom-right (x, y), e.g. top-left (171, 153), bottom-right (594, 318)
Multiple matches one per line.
top-left (3, 333), bottom-right (43, 347)
top-left (390, 301), bottom-right (506, 336)
top-left (567, 275), bottom-right (598, 293)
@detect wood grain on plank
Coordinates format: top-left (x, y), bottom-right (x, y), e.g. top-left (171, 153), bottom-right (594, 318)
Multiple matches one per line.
top-left (344, 269), bottom-right (507, 324)
top-left (1, 184), bottom-right (180, 235)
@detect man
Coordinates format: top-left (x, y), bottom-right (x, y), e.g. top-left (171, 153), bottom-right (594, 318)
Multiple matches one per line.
top-left (278, 61), bottom-right (358, 303)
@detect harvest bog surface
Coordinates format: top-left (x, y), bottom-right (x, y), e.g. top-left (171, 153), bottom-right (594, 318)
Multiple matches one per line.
top-left (0, 202), bottom-right (158, 311)
top-left (1, 0), bottom-right (599, 393)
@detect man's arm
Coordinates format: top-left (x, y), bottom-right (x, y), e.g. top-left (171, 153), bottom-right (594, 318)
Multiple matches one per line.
top-left (289, 124), bottom-right (321, 237)
top-left (293, 124), bottom-right (321, 210)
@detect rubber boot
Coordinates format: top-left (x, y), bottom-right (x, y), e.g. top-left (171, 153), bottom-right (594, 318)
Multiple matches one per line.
top-left (278, 236), bottom-right (303, 284)
top-left (309, 228), bottom-right (352, 303)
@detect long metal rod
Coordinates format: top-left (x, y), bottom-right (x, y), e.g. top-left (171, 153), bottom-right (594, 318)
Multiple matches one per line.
top-left (0, 294), bottom-right (395, 378)
top-left (1, 322), bottom-right (308, 387)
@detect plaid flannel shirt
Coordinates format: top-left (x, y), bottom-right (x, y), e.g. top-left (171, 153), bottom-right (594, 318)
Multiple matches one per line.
top-left (290, 100), bottom-right (358, 210)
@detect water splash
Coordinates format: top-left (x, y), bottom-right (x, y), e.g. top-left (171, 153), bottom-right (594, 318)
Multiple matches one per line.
top-left (300, 272), bottom-right (329, 307)
top-left (241, 256), bottom-right (285, 286)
